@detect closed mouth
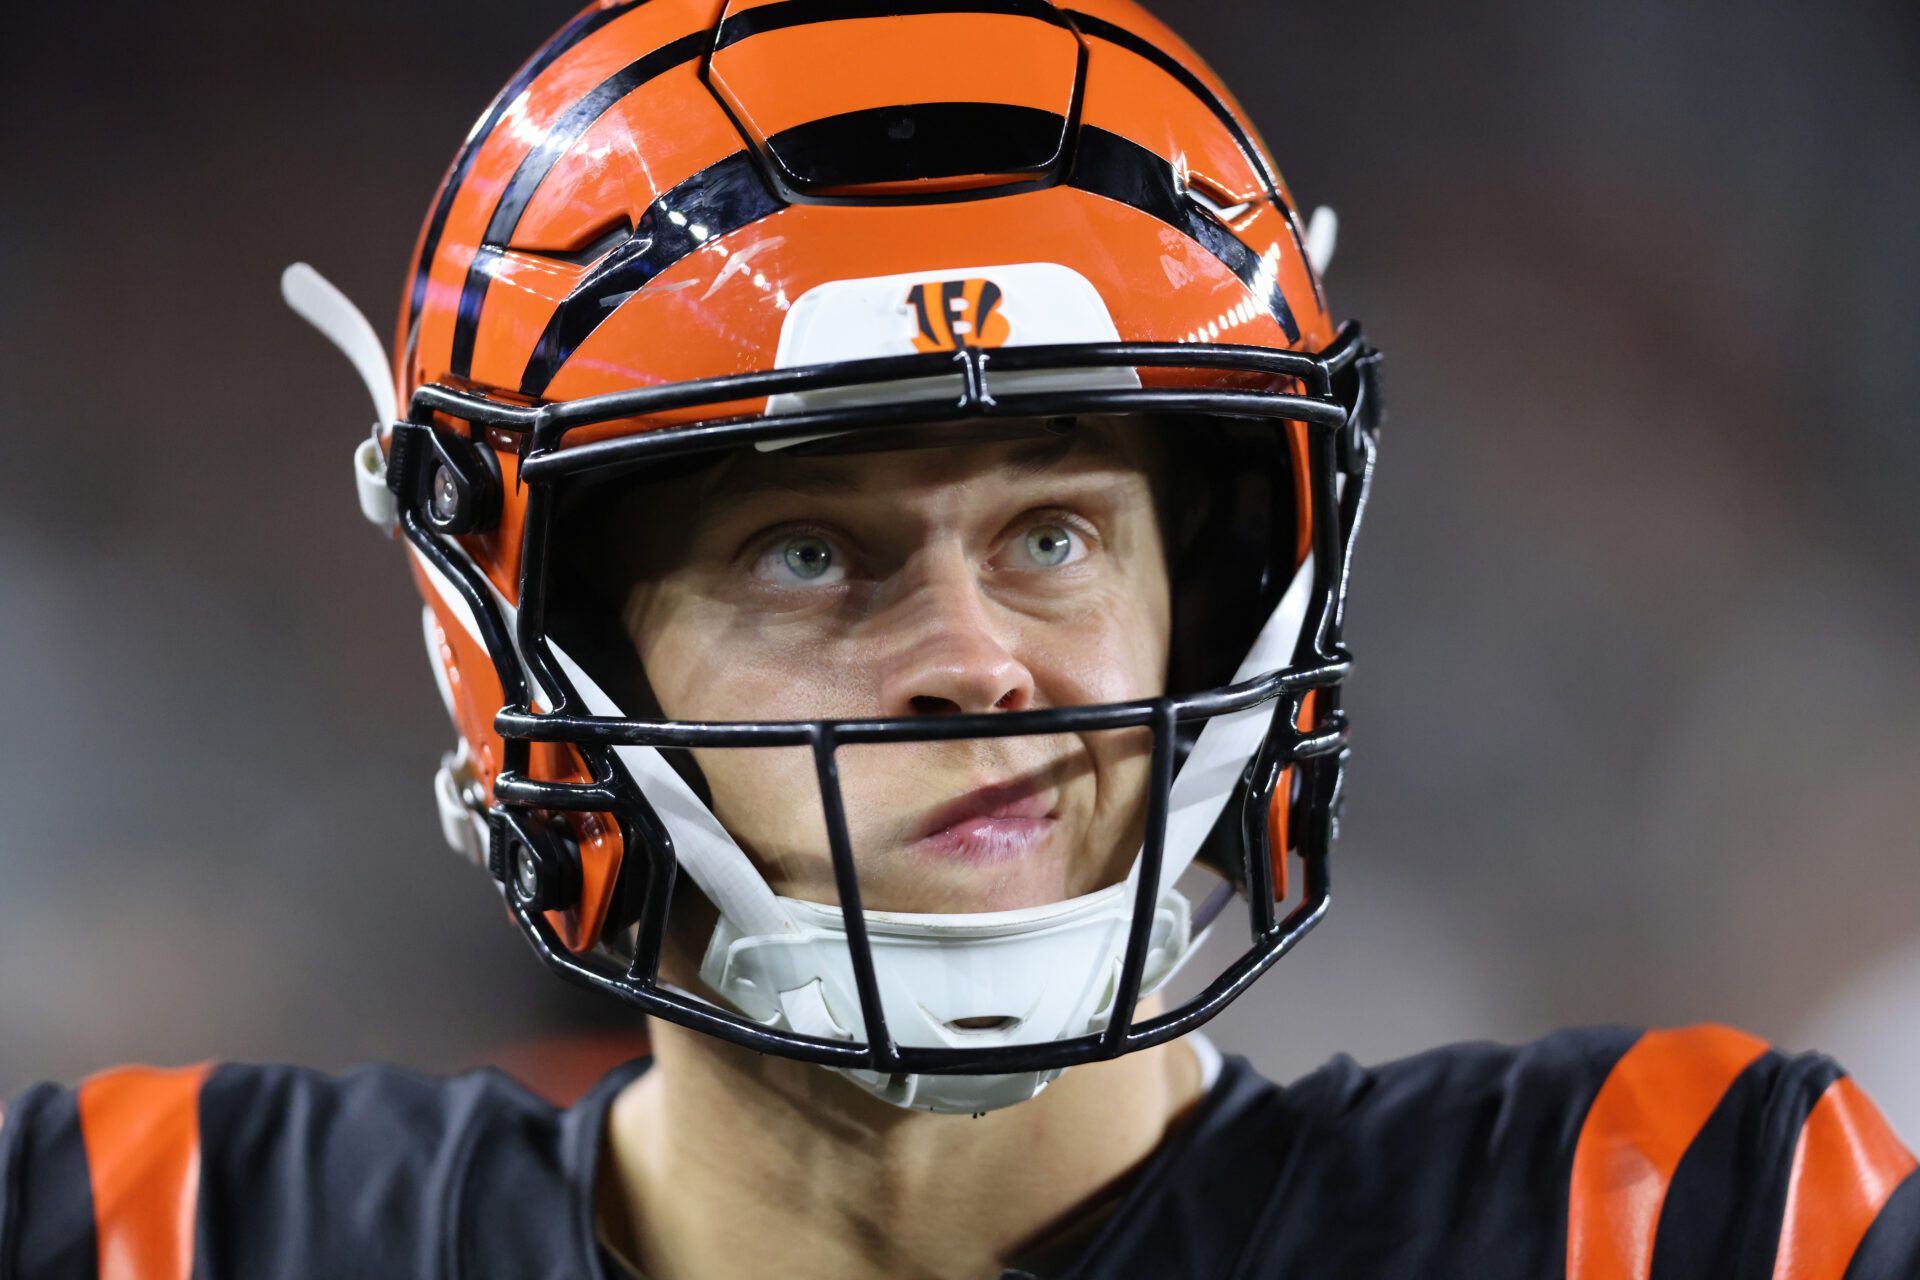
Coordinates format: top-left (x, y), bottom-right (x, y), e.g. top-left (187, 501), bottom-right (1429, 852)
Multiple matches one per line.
top-left (910, 779), bottom-right (1058, 865)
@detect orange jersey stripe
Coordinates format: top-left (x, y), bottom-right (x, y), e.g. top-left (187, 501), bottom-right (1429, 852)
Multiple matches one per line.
top-left (1770, 1076), bottom-right (1918, 1280)
top-left (77, 1064), bottom-right (212, 1280)
top-left (1567, 1025), bottom-right (1770, 1280)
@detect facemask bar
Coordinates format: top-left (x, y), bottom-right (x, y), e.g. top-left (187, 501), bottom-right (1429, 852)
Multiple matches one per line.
top-left (388, 325), bottom-right (1380, 1077)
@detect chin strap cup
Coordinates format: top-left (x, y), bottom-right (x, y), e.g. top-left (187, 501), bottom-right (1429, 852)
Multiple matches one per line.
top-left (699, 882), bottom-right (1192, 1115)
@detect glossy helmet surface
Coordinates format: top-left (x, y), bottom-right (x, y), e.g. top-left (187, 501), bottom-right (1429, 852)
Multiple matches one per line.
top-left (352, 0), bottom-right (1381, 1110)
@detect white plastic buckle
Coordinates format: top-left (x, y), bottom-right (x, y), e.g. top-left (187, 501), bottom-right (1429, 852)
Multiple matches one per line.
top-left (434, 752), bottom-right (489, 868)
top-left (354, 429), bottom-right (397, 530)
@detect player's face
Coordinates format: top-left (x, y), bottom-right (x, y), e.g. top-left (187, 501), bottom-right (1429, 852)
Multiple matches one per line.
top-left (622, 419), bottom-right (1171, 914)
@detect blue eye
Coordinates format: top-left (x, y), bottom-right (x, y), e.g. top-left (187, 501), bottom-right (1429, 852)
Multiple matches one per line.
top-left (1024, 524), bottom-right (1080, 567)
top-left (785, 537), bottom-right (831, 578)
top-left (765, 534), bottom-right (843, 585)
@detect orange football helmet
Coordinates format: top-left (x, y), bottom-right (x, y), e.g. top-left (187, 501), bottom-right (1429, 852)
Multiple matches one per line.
top-left (290, 0), bottom-right (1381, 1114)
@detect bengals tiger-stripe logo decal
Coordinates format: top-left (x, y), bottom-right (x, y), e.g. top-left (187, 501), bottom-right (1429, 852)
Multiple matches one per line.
top-left (909, 279), bottom-right (1012, 353)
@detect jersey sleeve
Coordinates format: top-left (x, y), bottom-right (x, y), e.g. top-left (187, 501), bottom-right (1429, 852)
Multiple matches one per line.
top-left (7, 1056), bottom-right (613, 1280)
top-left (1769, 1075), bottom-right (1918, 1279)
top-left (1565, 1025), bottom-right (1918, 1280)
top-left (0, 1065), bottom-right (210, 1280)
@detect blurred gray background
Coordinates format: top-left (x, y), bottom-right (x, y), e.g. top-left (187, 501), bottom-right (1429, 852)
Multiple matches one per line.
top-left (2, 2), bottom-right (1916, 1132)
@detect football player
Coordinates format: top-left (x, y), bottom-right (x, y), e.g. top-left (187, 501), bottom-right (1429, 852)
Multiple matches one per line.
top-left (3, 2), bottom-right (1914, 1277)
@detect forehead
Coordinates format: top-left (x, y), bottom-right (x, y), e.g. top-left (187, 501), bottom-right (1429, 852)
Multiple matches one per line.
top-left (693, 416), bottom-right (1162, 511)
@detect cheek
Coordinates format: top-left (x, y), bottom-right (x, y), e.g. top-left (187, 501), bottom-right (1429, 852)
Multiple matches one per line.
top-left (635, 593), bottom-right (839, 885)
top-left (1046, 578), bottom-right (1169, 889)
top-left (1026, 581), bottom-right (1171, 707)
top-left (1084, 726), bottom-right (1154, 822)
top-left (641, 592), bottom-right (863, 723)
top-left (692, 746), bottom-right (828, 880)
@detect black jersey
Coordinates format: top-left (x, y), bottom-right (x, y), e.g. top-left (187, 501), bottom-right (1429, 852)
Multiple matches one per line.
top-left (3, 1025), bottom-right (1915, 1279)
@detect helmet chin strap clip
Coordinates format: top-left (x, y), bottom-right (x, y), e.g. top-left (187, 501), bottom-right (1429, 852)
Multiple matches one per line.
top-left (280, 262), bottom-right (402, 532)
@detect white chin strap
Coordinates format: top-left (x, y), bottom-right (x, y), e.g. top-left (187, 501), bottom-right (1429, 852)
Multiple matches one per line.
top-left (282, 263), bottom-right (401, 531)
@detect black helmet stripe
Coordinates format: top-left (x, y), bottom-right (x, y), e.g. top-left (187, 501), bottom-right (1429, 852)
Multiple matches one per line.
top-left (519, 153), bottom-right (789, 397)
top-left (1072, 128), bottom-right (1301, 342)
top-left (1065, 9), bottom-right (1322, 306)
top-left (1066, 11), bottom-right (1286, 213)
top-left (450, 30), bottom-right (710, 380)
top-left (406, 0), bottom-right (646, 373)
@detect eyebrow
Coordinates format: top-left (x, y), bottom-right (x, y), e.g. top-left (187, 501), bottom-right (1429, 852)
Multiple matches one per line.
top-left (697, 424), bottom-right (1135, 507)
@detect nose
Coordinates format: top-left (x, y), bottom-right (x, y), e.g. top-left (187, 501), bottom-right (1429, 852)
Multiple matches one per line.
top-left (877, 552), bottom-right (1036, 717)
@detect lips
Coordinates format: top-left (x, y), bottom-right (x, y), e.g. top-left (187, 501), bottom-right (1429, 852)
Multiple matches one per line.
top-left (910, 780), bottom-right (1058, 865)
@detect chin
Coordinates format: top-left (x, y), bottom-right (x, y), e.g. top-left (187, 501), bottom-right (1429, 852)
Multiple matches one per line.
top-left (867, 852), bottom-right (1092, 916)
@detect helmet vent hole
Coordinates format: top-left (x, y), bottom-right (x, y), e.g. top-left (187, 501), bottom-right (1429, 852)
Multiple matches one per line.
top-left (514, 217), bottom-right (635, 268)
top-left (947, 1015), bottom-right (1020, 1034)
